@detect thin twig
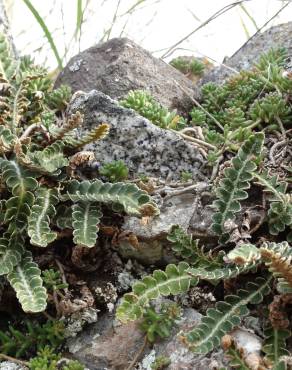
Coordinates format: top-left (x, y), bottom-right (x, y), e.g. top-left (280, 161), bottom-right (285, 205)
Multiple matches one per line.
top-left (171, 129), bottom-right (216, 150)
top-left (161, 0), bottom-right (252, 60)
top-left (55, 259), bottom-right (69, 295)
top-left (20, 123), bottom-right (50, 141)
top-left (210, 155), bottom-right (224, 182)
top-left (162, 182), bottom-right (210, 202)
top-left (0, 353), bottom-right (29, 367)
top-left (172, 80), bottom-right (224, 132)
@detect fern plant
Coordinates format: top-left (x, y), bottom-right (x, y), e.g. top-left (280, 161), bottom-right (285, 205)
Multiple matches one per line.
top-left (211, 133), bottom-right (264, 243)
top-left (0, 33), bottom-right (159, 313)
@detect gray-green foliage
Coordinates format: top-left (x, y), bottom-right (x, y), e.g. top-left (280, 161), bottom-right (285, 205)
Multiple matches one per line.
top-left (0, 33), bottom-right (159, 313)
top-left (211, 133), bottom-right (264, 243)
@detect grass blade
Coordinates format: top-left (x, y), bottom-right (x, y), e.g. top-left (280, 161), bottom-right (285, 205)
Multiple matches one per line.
top-left (22, 0), bottom-right (63, 69)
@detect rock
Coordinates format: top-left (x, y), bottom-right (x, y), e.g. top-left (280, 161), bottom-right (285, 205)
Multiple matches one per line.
top-left (68, 90), bottom-right (206, 181)
top-left (0, 363), bottom-right (27, 370)
top-left (56, 38), bottom-right (199, 115)
top-left (68, 305), bottom-right (263, 370)
top-left (145, 310), bottom-right (263, 370)
top-left (68, 312), bottom-right (145, 370)
top-left (201, 22), bottom-right (292, 85)
top-left (119, 188), bottom-right (214, 265)
top-left (148, 308), bottom-right (229, 370)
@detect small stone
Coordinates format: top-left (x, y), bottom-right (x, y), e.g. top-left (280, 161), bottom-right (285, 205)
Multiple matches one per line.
top-left (201, 22), bottom-right (292, 85)
top-left (56, 38), bottom-right (199, 115)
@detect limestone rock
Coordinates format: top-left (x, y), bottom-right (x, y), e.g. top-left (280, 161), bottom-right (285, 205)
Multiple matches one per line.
top-left (68, 90), bottom-right (206, 181)
top-left (201, 22), bottom-right (292, 85)
top-left (56, 38), bottom-right (199, 115)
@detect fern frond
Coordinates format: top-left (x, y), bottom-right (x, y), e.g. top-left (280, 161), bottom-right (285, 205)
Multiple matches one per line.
top-left (0, 233), bottom-right (25, 275)
top-left (186, 263), bottom-right (256, 282)
top-left (4, 192), bottom-right (35, 232)
top-left (65, 123), bottom-right (110, 149)
top-left (72, 202), bottom-right (102, 247)
top-left (253, 171), bottom-right (292, 235)
top-left (62, 179), bottom-right (159, 217)
top-left (29, 141), bottom-right (68, 174)
top-left (116, 262), bottom-right (198, 323)
top-left (1, 159), bottom-right (36, 231)
top-left (260, 242), bottom-right (292, 293)
top-left (227, 244), bottom-right (261, 265)
top-left (51, 111), bottom-right (83, 141)
top-left (167, 225), bottom-right (223, 267)
top-left (183, 276), bottom-right (272, 354)
top-left (0, 126), bottom-right (16, 153)
top-left (0, 159), bottom-right (38, 195)
top-left (211, 133), bottom-right (264, 243)
top-left (7, 251), bottom-right (47, 313)
top-left (0, 33), bottom-right (17, 80)
top-left (27, 187), bottom-right (58, 247)
top-left (262, 327), bottom-right (290, 366)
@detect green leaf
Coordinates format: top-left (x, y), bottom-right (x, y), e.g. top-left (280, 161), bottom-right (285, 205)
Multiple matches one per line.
top-left (7, 251), bottom-right (47, 313)
top-left (116, 262), bottom-right (197, 323)
top-left (29, 141), bottom-right (68, 174)
top-left (184, 276), bottom-right (272, 354)
top-left (28, 187), bottom-right (58, 247)
top-left (0, 159), bottom-right (38, 195)
top-left (211, 133), bottom-right (264, 243)
top-left (72, 202), bottom-right (102, 247)
top-left (263, 327), bottom-right (290, 366)
top-left (0, 233), bottom-right (25, 275)
top-left (62, 179), bottom-right (159, 217)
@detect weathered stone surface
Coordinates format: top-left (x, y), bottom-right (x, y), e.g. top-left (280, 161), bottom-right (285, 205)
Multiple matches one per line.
top-left (56, 38), bottom-right (199, 115)
top-left (68, 312), bottom-right (145, 370)
top-left (68, 304), bottom-right (263, 370)
top-left (201, 22), bottom-right (292, 85)
top-left (118, 186), bottom-right (215, 265)
top-left (68, 90), bottom-right (206, 181)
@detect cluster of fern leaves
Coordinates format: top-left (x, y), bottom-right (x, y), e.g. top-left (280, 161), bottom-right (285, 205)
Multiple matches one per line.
top-left (117, 48), bottom-right (292, 369)
top-left (0, 32), bottom-right (159, 315)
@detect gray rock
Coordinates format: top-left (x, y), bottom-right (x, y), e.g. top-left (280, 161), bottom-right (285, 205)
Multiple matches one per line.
top-left (148, 308), bottom-right (229, 370)
top-left (56, 38), bottom-right (199, 115)
top-left (68, 312), bottom-right (145, 370)
top-left (68, 304), bottom-right (264, 370)
top-left (0, 363), bottom-right (27, 370)
top-left (201, 22), bottom-right (292, 85)
top-left (68, 90), bottom-right (206, 181)
top-left (118, 188), bottom-right (215, 265)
